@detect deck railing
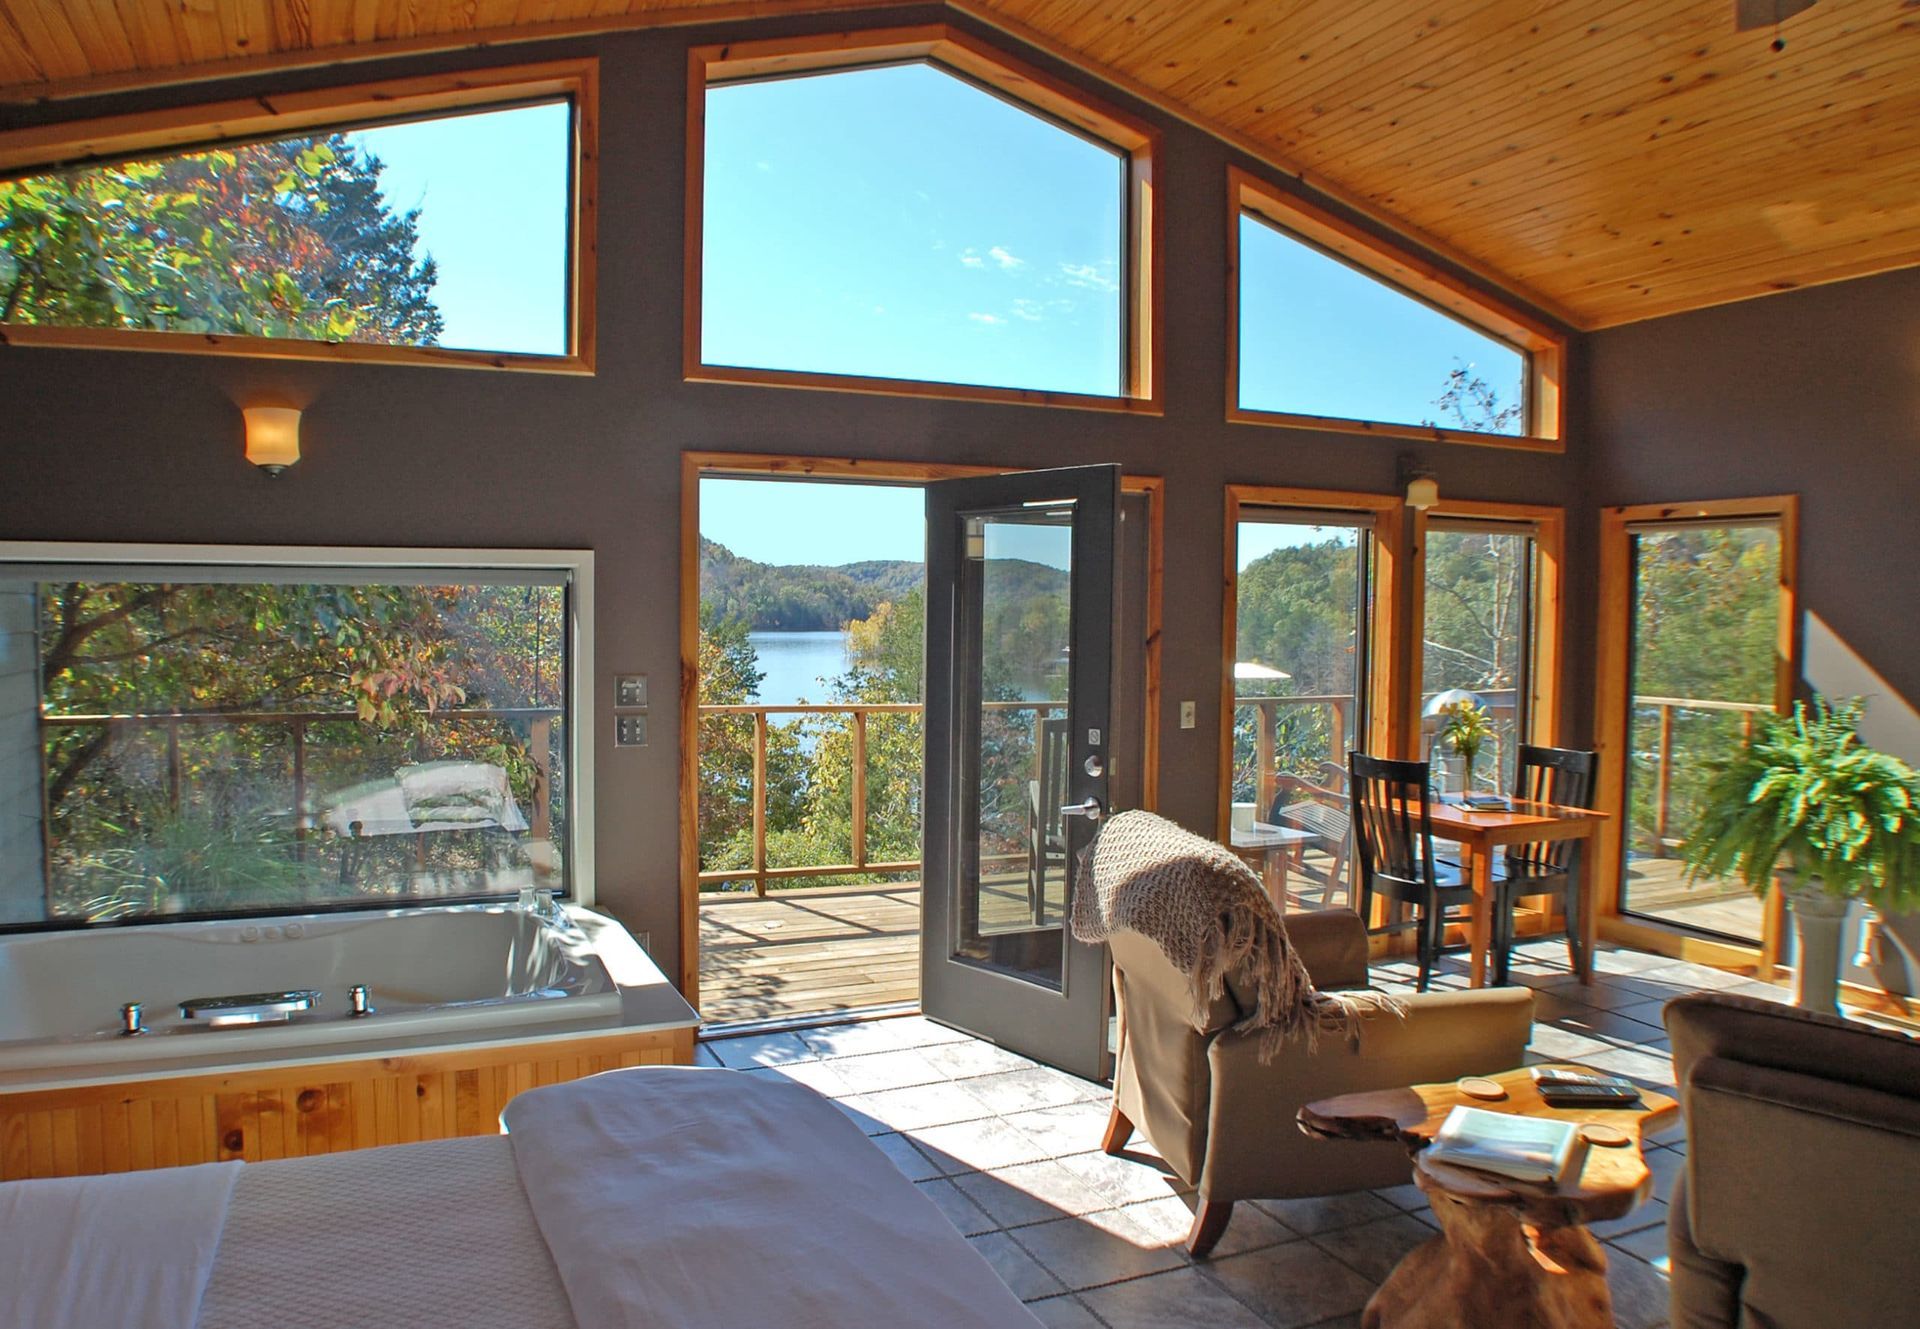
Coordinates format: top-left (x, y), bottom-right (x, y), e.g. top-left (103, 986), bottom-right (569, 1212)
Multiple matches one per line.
top-left (697, 700), bottom-right (1065, 897)
top-left (1630, 694), bottom-right (1768, 852)
top-left (40, 707), bottom-right (560, 855)
top-left (1233, 689), bottom-right (1521, 811)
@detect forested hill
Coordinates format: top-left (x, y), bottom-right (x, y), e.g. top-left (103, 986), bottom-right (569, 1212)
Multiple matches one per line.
top-left (700, 538), bottom-right (923, 630)
top-left (699, 537), bottom-right (1069, 632)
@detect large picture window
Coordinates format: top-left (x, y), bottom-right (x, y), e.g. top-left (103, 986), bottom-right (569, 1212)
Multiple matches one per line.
top-left (0, 62), bottom-right (595, 371)
top-left (1229, 169), bottom-right (1564, 448)
top-left (689, 28), bottom-right (1158, 409)
top-left (0, 549), bottom-right (590, 929)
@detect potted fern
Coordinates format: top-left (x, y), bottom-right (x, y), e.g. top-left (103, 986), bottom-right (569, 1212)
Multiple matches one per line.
top-left (1681, 698), bottom-right (1920, 1014)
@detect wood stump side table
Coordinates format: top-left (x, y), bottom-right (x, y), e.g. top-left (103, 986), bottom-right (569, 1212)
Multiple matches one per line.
top-left (1299, 1065), bottom-right (1678, 1329)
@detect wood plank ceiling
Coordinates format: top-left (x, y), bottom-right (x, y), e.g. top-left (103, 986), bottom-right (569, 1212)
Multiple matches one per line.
top-left (0, 1), bottom-right (1915, 330)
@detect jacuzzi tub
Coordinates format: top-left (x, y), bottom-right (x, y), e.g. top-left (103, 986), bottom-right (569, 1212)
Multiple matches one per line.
top-left (0, 899), bottom-right (697, 1093)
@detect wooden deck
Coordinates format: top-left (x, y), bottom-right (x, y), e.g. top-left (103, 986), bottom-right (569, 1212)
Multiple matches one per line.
top-left (696, 873), bottom-right (1058, 1026)
top-left (698, 883), bottom-right (922, 1026)
top-left (1623, 854), bottom-right (1764, 941)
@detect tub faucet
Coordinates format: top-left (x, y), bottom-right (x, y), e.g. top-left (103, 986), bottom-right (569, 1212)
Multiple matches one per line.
top-left (517, 886), bottom-right (559, 922)
top-left (347, 984), bottom-right (377, 1018)
top-left (119, 1002), bottom-right (147, 1037)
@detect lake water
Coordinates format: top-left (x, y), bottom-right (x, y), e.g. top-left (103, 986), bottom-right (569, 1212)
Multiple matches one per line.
top-left (749, 630), bottom-right (849, 707)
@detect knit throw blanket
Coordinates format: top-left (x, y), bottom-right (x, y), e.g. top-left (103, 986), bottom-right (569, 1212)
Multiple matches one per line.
top-left (1072, 810), bottom-right (1382, 1057)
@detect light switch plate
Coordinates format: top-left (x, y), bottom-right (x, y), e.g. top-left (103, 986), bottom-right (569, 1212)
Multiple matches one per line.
top-left (615, 674), bottom-right (648, 709)
top-left (1180, 701), bottom-right (1197, 730)
top-left (616, 714), bottom-right (648, 747)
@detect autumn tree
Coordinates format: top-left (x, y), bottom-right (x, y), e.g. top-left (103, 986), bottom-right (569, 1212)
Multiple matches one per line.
top-left (35, 578), bottom-right (567, 918)
top-left (1, 132), bottom-right (441, 343)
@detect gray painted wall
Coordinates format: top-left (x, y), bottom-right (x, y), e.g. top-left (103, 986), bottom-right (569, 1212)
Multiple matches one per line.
top-left (0, 7), bottom-right (1595, 979)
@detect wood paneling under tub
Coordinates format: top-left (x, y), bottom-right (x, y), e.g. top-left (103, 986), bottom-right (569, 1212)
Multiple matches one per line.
top-left (0, 1026), bottom-right (694, 1180)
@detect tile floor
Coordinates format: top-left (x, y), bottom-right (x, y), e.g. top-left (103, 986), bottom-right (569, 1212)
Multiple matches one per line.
top-left (696, 940), bottom-right (1793, 1329)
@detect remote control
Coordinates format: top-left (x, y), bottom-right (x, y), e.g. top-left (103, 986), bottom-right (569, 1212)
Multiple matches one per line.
top-left (1531, 1067), bottom-right (1635, 1091)
top-left (1538, 1082), bottom-right (1641, 1106)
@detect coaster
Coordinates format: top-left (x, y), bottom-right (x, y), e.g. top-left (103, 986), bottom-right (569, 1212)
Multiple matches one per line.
top-left (1457, 1076), bottom-right (1508, 1101)
top-left (1580, 1124), bottom-right (1631, 1147)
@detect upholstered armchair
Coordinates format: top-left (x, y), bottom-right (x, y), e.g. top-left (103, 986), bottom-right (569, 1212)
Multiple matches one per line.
top-left (1665, 993), bottom-right (1920, 1329)
top-left (1100, 908), bottom-right (1534, 1256)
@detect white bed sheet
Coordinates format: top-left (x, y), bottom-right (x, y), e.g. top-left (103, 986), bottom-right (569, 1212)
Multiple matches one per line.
top-left (1, 1160), bottom-right (239, 1329)
top-left (195, 1136), bottom-right (572, 1329)
top-left (505, 1067), bottom-right (1043, 1329)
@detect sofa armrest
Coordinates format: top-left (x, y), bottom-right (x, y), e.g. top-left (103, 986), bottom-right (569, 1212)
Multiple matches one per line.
top-left (1327, 985), bottom-right (1535, 1072)
top-left (1284, 909), bottom-right (1371, 991)
top-left (1667, 1172), bottom-right (1743, 1329)
top-left (1678, 1056), bottom-right (1920, 1329)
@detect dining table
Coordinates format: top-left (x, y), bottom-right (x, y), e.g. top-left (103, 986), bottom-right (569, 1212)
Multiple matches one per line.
top-left (1423, 797), bottom-right (1610, 987)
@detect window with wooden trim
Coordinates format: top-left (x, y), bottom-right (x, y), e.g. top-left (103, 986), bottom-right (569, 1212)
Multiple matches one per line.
top-left (1417, 508), bottom-right (1563, 793)
top-left (1219, 487), bottom-right (1405, 911)
top-left (689, 28), bottom-right (1158, 410)
top-left (0, 61), bottom-right (596, 372)
top-left (0, 546), bottom-right (592, 931)
top-left (1229, 170), bottom-right (1564, 448)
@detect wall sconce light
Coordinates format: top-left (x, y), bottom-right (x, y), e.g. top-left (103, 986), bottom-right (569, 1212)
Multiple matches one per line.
top-left (243, 405), bottom-right (302, 476)
top-left (1398, 455), bottom-right (1438, 510)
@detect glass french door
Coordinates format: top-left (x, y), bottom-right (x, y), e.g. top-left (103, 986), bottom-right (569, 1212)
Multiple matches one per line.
top-left (1618, 519), bottom-right (1784, 942)
top-left (921, 465), bottom-right (1117, 1082)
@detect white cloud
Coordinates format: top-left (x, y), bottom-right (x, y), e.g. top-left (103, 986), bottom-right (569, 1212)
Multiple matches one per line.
top-left (1011, 299), bottom-right (1045, 322)
top-left (755, 160), bottom-right (772, 173)
top-left (872, 306), bottom-right (887, 316)
top-left (967, 312), bottom-right (1007, 326)
top-left (959, 248), bottom-right (986, 270)
top-left (988, 245), bottom-right (1024, 270)
top-left (1059, 261), bottom-right (1119, 292)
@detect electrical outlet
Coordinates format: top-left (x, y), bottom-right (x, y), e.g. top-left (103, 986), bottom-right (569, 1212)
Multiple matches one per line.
top-left (1180, 700), bottom-right (1197, 729)
top-left (616, 714), bottom-right (648, 747)
top-left (615, 674), bottom-right (648, 708)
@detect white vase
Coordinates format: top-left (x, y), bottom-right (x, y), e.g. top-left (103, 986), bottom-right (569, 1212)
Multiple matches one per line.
top-left (1782, 875), bottom-right (1850, 1016)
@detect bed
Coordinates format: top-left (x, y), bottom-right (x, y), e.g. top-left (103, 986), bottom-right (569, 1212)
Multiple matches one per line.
top-left (1, 1067), bottom-right (1043, 1329)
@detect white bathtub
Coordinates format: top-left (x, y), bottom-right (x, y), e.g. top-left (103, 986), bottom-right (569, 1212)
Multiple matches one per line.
top-left (0, 901), bottom-right (696, 1092)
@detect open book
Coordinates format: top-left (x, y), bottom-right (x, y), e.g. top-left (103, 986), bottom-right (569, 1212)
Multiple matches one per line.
top-left (1424, 1106), bottom-right (1581, 1184)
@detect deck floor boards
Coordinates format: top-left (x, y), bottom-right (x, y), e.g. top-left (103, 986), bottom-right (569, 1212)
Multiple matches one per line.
top-left (696, 876), bottom-right (1066, 1026)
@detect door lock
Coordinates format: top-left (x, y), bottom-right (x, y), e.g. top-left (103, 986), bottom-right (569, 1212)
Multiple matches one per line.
top-left (1060, 797), bottom-right (1103, 823)
top-left (1083, 754), bottom-right (1104, 778)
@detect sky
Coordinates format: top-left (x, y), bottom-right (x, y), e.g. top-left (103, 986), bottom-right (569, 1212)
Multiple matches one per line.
top-left (349, 101), bottom-right (571, 356)
top-left (1236, 520), bottom-right (1361, 572)
top-left (702, 63), bottom-right (1125, 396)
top-left (1238, 214), bottom-right (1524, 432)
top-left (701, 477), bottom-right (1072, 571)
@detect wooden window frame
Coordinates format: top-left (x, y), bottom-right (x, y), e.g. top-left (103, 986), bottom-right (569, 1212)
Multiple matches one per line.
top-left (685, 26), bottom-right (1161, 415)
top-left (1218, 485), bottom-right (1407, 844)
top-left (1592, 496), bottom-right (1800, 972)
top-left (677, 452), bottom-right (1164, 1006)
top-left (0, 59), bottom-right (599, 374)
top-left (1227, 168), bottom-right (1566, 452)
top-left (1410, 499), bottom-right (1565, 761)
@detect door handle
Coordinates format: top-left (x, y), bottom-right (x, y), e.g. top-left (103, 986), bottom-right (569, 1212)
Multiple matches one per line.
top-left (1060, 797), bottom-right (1103, 823)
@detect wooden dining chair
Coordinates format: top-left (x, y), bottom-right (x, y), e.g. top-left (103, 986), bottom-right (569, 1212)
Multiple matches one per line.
top-left (1492, 745), bottom-right (1600, 984)
top-left (1347, 753), bottom-right (1479, 992)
